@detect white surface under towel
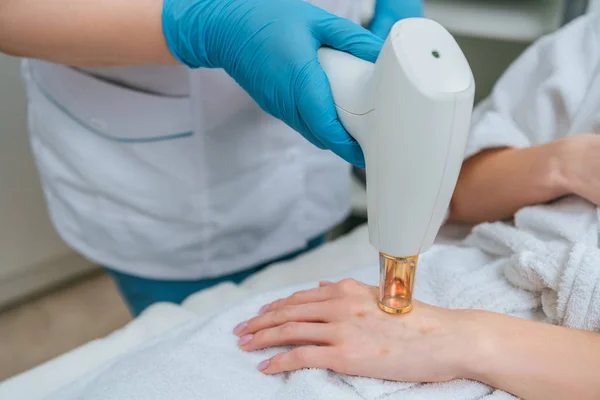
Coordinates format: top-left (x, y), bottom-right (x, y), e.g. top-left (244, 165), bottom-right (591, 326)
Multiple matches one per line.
top-left (44, 196), bottom-right (600, 400)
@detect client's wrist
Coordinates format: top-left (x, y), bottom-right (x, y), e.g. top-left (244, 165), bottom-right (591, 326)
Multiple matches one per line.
top-left (449, 309), bottom-right (502, 382)
top-left (547, 137), bottom-right (582, 197)
top-left (532, 140), bottom-right (572, 199)
top-left (406, 306), bottom-right (494, 382)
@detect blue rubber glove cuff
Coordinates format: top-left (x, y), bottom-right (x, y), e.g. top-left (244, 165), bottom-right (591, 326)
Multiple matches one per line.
top-left (370, 0), bottom-right (424, 39)
top-left (162, 0), bottom-right (214, 68)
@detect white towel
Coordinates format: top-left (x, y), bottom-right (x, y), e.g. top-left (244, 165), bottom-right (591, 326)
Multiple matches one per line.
top-left (47, 197), bottom-right (600, 400)
top-left (465, 197), bottom-right (600, 331)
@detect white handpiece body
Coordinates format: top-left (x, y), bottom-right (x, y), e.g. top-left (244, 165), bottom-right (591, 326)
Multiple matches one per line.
top-left (318, 18), bottom-right (475, 258)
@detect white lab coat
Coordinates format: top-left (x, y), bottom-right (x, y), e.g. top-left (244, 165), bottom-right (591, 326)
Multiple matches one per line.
top-left (22, 0), bottom-right (362, 280)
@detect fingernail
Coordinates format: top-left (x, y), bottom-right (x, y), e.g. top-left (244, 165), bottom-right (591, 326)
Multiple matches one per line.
top-left (233, 322), bottom-right (247, 335)
top-left (238, 334), bottom-right (253, 346)
top-left (259, 304), bottom-right (270, 315)
top-left (257, 359), bottom-right (270, 371)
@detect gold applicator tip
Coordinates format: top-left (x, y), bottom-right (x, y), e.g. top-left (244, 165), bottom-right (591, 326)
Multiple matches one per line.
top-left (377, 253), bottom-right (418, 314)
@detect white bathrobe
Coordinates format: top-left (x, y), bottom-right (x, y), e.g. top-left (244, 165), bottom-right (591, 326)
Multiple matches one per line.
top-left (44, 12), bottom-right (600, 400)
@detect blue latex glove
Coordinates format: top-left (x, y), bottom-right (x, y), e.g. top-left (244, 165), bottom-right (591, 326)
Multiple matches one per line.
top-left (369, 0), bottom-right (424, 39)
top-left (162, 0), bottom-right (385, 168)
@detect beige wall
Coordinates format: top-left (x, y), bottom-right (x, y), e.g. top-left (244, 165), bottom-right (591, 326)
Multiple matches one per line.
top-left (0, 55), bottom-right (69, 275)
top-left (0, 55), bottom-right (93, 309)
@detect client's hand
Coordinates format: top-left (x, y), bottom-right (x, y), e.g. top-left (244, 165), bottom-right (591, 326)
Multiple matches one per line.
top-left (233, 279), bottom-right (473, 382)
top-left (556, 134), bottom-right (600, 205)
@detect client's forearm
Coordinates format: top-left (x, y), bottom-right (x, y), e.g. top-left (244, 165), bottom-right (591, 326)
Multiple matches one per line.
top-left (0, 0), bottom-right (176, 66)
top-left (448, 143), bottom-right (567, 224)
top-left (464, 311), bottom-right (600, 400)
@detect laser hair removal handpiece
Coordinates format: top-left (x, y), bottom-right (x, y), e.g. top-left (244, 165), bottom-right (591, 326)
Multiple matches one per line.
top-left (318, 18), bottom-right (475, 314)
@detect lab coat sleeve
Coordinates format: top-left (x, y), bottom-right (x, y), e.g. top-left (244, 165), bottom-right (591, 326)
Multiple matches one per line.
top-left (464, 13), bottom-right (600, 159)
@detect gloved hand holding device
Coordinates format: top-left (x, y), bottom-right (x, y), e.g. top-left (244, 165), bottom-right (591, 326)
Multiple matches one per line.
top-left (162, 0), bottom-right (384, 167)
top-left (369, 0), bottom-right (423, 39)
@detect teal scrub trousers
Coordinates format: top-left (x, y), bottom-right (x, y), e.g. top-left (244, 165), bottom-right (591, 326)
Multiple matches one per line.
top-left (106, 234), bottom-right (327, 316)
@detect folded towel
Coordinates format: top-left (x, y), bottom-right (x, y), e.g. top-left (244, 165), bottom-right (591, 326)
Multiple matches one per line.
top-left (47, 197), bottom-right (599, 400)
